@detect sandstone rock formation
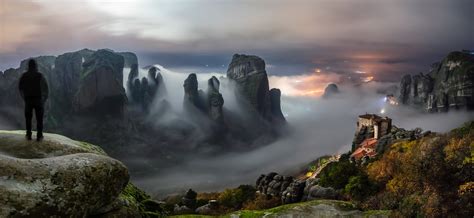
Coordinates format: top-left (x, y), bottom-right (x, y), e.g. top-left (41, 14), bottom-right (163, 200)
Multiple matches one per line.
top-left (75, 49), bottom-right (127, 117)
top-left (322, 83), bottom-right (340, 99)
top-left (127, 66), bottom-right (166, 112)
top-left (398, 51), bottom-right (474, 112)
top-left (118, 52), bottom-right (138, 68)
top-left (0, 130), bottom-right (163, 217)
top-left (269, 88), bottom-right (285, 123)
top-left (207, 76), bottom-right (224, 124)
top-left (183, 73), bottom-right (206, 112)
top-left (226, 54), bottom-right (285, 123)
top-left (52, 49), bottom-right (94, 118)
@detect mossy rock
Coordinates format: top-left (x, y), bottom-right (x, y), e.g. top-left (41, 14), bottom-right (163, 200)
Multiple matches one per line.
top-left (0, 130), bottom-right (164, 217)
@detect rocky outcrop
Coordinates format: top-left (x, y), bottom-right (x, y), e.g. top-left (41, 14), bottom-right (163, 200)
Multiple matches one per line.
top-left (0, 130), bottom-right (163, 217)
top-left (207, 76), bottom-right (224, 124)
top-left (398, 51), bottom-right (474, 112)
top-left (118, 52), bottom-right (138, 68)
top-left (269, 88), bottom-right (286, 123)
top-left (373, 125), bottom-right (423, 155)
top-left (322, 83), bottom-right (340, 99)
top-left (256, 172), bottom-right (338, 205)
top-left (256, 172), bottom-right (305, 204)
top-left (303, 178), bottom-right (338, 201)
top-left (195, 200), bottom-right (218, 215)
top-left (51, 49), bottom-right (95, 119)
top-left (127, 66), bottom-right (166, 112)
top-left (281, 180), bottom-right (306, 204)
top-left (74, 49), bottom-right (127, 117)
top-left (226, 54), bottom-right (285, 123)
top-left (173, 189), bottom-right (197, 214)
top-left (183, 73), bottom-right (206, 112)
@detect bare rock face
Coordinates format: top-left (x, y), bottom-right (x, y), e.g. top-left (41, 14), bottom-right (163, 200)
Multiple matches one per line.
top-left (269, 88), bottom-right (285, 123)
top-left (227, 54), bottom-right (270, 117)
top-left (226, 54), bottom-right (285, 123)
top-left (127, 66), bottom-right (166, 112)
top-left (0, 131), bottom-right (129, 217)
top-left (118, 52), bottom-right (138, 68)
top-left (74, 49), bottom-right (127, 117)
top-left (52, 49), bottom-right (95, 119)
top-left (398, 51), bottom-right (474, 112)
top-left (183, 73), bottom-right (206, 112)
top-left (207, 76), bottom-right (224, 123)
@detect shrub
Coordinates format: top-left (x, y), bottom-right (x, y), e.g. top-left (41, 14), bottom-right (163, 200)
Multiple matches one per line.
top-left (318, 159), bottom-right (361, 189)
top-left (243, 194), bottom-right (281, 210)
top-left (218, 185), bottom-right (256, 209)
top-left (344, 174), bottom-right (375, 201)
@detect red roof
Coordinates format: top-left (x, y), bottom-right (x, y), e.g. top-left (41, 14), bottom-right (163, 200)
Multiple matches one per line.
top-left (351, 138), bottom-right (378, 160)
top-left (360, 138), bottom-right (377, 149)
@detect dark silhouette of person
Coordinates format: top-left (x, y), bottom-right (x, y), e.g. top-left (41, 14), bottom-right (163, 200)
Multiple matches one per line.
top-left (19, 59), bottom-right (49, 141)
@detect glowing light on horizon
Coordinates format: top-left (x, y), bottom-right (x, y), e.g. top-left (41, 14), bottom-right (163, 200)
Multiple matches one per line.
top-left (363, 76), bottom-right (374, 82)
top-left (269, 72), bottom-right (341, 97)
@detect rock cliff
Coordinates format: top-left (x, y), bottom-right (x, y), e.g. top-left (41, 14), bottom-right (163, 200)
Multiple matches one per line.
top-left (75, 49), bottom-right (127, 117)
top-left (226, 54), bottom-right (285, 123)
top-left (398, 51), bottom-right (474, 112)
top-left (127, 66), bottom-right (166, 111)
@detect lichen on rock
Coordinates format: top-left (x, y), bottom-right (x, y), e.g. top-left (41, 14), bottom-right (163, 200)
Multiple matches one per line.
top-left (0, 130), bottom-right (163, 217)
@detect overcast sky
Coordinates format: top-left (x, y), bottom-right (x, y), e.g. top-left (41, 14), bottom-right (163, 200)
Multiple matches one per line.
top-left (1, 0), bottom-right (473, 81)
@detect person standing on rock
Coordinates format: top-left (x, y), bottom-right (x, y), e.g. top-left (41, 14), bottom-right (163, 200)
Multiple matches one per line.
top-left (19, 59), bottom-right (49, 141)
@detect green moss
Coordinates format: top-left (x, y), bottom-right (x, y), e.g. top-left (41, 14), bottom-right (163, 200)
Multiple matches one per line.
top-left (170, 215), bottom-right (216, 218)
top-left (363, 210), bottom-right (391, 217)
top-left (119, 183), bottom-right (166, 217)
top-left (450, 120), bottom-right (474, 138)
top-left (78, 141), bottom-right (107, 155)
top-left (170, 200), bottom-right (367, 218)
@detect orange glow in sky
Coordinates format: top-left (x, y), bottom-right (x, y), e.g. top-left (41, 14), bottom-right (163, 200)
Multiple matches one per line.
top-left (269, 71), bottom-right (341, 97)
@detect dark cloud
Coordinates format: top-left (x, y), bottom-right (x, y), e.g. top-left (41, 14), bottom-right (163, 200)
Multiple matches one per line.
top-left (1, 0), bottom-right (473, 81)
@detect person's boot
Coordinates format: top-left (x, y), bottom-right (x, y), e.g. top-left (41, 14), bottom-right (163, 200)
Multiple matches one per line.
top-left (25, 133), bottom-right (32, 140)
top-left (36, 134), bottom-right (44, 142)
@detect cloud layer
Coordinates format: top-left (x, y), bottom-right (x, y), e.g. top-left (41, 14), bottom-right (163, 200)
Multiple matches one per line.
top-left (1, 0), bottom-right (473, 80)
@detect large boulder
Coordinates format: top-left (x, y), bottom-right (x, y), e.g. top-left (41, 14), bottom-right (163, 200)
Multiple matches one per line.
top-left (0, 130), bottom-right (163, 217)
top-left (398, 51), bottom-right (474, 112)
top-left (74, 49), bottom-right (127, 117)
top-left (0, 131), bottom-right (128, 217)
top-left (281, 180), bottom-right (306, 204)
top-left (226, 54), bottom-right (285, 123)
top-left (305, 185), bottom-right (338, 200)
top-left (256, 172), bottom-right (295, 198)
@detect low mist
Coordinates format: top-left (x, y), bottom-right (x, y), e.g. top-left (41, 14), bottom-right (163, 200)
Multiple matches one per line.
top-left (127, 72), bottom-right (473, 197)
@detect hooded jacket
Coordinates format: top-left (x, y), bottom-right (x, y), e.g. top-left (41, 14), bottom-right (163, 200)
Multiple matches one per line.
top-left (19, 71), bottom-right (49, 102)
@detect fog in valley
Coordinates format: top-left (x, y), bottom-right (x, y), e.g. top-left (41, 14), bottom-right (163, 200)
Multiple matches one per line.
top-left (120, 67), bottom-right (473, 197)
